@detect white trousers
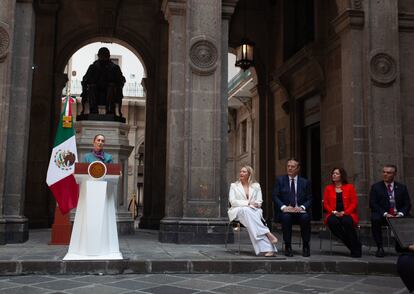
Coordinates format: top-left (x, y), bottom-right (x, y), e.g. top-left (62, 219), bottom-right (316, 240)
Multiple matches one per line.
top-left (234, 207), bottom-right (277, 255)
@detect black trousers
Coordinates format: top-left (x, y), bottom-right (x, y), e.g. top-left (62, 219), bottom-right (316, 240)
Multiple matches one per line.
top-left (371, 217), bottom-right (389, 248)
top-left (279, 212), bottom-right (311, 246)
top-left (397, 254), bottom-right (414, 292)
top-left (327, 215), bottom-right (361, 254)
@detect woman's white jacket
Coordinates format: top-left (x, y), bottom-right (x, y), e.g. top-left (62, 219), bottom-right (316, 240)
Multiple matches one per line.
top-left (228, 181), bottom-right (263, 222)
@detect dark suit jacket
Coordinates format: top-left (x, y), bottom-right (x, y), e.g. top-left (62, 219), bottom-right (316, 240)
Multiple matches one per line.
top-left (272, 175), bottom-right (312, 219)
top-left (369, 181), bottom-right (411, 220)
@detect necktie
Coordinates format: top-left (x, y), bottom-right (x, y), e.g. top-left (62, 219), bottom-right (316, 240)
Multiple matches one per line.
top-left (388, 184), bottom-right (396, 214)
top-left (290, 178), bottom-right (296, 206)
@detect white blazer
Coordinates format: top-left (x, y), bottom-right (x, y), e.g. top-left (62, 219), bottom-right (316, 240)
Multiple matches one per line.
top-left (228, 181), bottom-right (263, 221)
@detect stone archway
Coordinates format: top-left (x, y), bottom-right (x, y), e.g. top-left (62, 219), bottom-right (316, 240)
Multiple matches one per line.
top-left (25, 0), bottom-right (168, 230)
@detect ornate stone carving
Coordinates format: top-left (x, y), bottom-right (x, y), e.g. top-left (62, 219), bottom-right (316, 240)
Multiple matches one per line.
top-left (0, 26), bottom-right (10, 62)
top-left (189, 38), bottom-right (218, 75)
top-left (235, 96), bottom-right (252, 113)
top-left (369, 51), bottom-right (397, 87)
top-left (352, 0), bottom-right (362, 10)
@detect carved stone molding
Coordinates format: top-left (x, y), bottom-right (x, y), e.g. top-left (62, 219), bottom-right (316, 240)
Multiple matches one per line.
top-left (352, 0), bottom-right (362, 10)
top-left (335, 0), bottom-right (363, 12)
top-left (399, 13), bottom-right (414, 32)
top-left (222, 0), bottom-right (238, 20)
top-left (34, 0), bottom-right (60, 14)
top-left (162, 0), bottom-right (186, 20)
top-left (332, 9), bottom-right (364, 35)
top-left (234, 96), bottom-right (252, 113)
top-left (271, 44), bottom-right (325, 99)
top-left (369, 50), bottom-right (397, 87)
top-left (189, 37), bottom-right (218, 75)
top-left (0, 26), bottom-right (10, 62)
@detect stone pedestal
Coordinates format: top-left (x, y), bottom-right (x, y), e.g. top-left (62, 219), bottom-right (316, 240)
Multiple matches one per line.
top-left (74, 120), bottom-right (134, 234)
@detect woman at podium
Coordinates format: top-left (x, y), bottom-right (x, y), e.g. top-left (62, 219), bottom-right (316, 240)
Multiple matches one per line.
top-left (83, 134), bottom-right (113, 163)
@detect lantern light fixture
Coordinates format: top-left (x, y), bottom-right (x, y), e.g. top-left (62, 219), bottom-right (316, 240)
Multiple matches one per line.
top-left (235, 38), bottom-right (254, 71)
top-left (235, 0), bottom-right (254, 71)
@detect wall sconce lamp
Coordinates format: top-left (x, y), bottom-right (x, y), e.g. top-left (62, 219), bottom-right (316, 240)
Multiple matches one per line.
top-left (235, 38), bottom-right (254, 71)
top-left (235, 0), bottom-right (254, 71)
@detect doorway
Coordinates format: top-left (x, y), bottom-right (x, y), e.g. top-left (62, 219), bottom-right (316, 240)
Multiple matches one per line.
top-left (300, 95), bottom-right (322, 221)
top-left (303, 123), bottom-right (321, 220)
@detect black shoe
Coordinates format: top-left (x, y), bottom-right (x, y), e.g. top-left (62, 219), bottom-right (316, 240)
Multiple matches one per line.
top-left (302, 245), bottom-right (310, 257)
top-left (284, 245), bottom-right (293, 257)
top-left (375, 247), bottom-right (385, 257)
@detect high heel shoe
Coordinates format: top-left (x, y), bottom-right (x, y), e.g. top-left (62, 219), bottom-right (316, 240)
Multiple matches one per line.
top-left (264, 251), bottom-right (274, 257)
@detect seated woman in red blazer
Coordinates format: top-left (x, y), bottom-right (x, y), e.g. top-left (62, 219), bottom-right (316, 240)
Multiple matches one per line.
top-left (323, 167), bottom-right (362, 257)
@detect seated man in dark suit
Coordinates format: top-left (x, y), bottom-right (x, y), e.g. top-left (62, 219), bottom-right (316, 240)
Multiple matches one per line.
top-left (369, 164), bottom-right (411, 257)
top-left (272, 158), bottom-right (312, 257)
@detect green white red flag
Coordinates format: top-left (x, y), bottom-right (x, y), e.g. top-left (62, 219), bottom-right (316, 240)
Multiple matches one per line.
top-left (46, 96), bottom-right (79, 214)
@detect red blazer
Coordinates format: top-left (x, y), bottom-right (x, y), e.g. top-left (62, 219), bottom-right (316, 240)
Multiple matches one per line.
top-left (323, 183), bottom-right (359, 226)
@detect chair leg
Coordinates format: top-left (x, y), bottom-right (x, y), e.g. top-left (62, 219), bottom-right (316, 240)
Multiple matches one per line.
top-left (386, 226), bottom-right (390, 248)
top-left (224, 222), bottom-right (230, 249)
top-left (237, 223), bottom-right (241, 255)
top-left (329, 230), bottom-right (333, 255)
top-left (319, 227), bottom-right (322, 251)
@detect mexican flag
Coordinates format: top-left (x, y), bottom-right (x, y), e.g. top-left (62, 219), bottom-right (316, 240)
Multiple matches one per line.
top-left (46, 96), bottom-right (79, 214)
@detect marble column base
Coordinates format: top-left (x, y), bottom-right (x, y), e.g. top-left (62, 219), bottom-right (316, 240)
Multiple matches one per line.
top-left (159, 217), bottom-right (229, 244)
top-left (0, 217), bottom-right (29, 244)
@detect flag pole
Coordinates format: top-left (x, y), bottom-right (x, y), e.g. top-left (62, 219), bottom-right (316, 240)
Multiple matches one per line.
top-left (49, 95), bottom-right (74, 245)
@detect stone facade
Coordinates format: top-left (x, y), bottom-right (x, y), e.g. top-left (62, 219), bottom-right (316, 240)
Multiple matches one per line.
top-left (227, 0), bottom-right (414, 224)
top-left (0, 0), bottom-right (413, 243)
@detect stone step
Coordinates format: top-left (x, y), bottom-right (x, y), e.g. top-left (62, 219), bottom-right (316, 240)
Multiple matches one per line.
top-left (0, 259), bottom-right (396, 276)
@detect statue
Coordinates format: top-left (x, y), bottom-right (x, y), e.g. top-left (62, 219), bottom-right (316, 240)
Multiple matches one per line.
top-left (80, 47), bottom-right (126, 119)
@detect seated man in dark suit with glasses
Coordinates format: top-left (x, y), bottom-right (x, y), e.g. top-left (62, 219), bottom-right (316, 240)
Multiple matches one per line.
top-left (369, 164), bottom-right (411, 257)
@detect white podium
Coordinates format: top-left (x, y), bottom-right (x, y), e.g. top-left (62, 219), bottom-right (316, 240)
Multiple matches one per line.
top-left (63, 162), bottom-right (123, 260)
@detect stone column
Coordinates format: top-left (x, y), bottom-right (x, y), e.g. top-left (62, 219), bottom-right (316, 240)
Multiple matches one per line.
top-left (160, 0), bottom-right (233, 243)
top-left (221, 0), bottom-right (238, 220)
top-left (25, 0), bottom-right (60, 228)
top-left (0, 0), bottom-right (36, 244)
top-left (332, 3), bottom-right (369, 219)
top-left (0, 0), bottom-right (16, 243)
top-left (365, 1), bottom-right (403, 182)
top-left (333, 1), bottom-right (403, 221)
top-left (139, 76), bottom-right (167, 229)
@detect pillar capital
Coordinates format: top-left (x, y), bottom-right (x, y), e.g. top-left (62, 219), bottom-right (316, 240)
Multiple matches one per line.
top-left (335, 0), bottom-right (363, 14)
top-left (332, 9), bottom-right (364, 36)
top-left (34, 0), bottom-right (60, 15)
top-left (222, 0), bottom-right (238, 20)
top-left (161, 0), bottom-right (186, 21)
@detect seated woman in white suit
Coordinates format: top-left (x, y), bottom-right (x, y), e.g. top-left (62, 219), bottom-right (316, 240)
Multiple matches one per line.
top-left (228, 165), bottom-right (278, 256)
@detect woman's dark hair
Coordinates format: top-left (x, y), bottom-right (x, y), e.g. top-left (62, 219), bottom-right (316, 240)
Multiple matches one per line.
top-left (93, 134), bottom-right (105, 141)
top-left (331, 167), bottom-right (348, 185)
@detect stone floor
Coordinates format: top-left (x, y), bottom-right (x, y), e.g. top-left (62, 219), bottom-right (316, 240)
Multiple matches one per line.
top-left (0, 273), bottom-right (409, 294)
top-left (0, 229), bottom-right (401, 276)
